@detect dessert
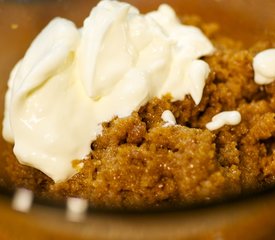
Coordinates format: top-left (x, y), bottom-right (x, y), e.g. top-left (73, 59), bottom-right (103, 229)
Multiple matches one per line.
top-left (1, 0), bottom-right (275, 209)
top-left (3, 0), bottom-right (214, 183)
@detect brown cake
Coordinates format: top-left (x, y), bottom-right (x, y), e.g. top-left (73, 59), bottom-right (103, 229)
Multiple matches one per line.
top-left (2, 15), bottom-right (275, 209)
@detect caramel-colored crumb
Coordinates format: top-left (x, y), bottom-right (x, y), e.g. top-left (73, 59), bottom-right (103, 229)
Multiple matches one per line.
top-left (2, 16), bottom-right (275, 209)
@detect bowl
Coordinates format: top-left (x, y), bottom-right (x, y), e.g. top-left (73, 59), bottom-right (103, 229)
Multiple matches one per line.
top-left (0, 0), bottom-right (275, 239)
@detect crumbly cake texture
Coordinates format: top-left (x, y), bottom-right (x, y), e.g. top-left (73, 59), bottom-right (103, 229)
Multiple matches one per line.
top-left (2, 16), bottom-right (275, 209)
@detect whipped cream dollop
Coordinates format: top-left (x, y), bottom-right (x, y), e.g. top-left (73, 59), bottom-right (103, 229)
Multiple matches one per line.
top-left (253, 49), bottom-right (275, 85)
top-left (206, 111), bottom-right (241, 131)
top-left (161, 110), bottom-right (177, 127)
top-left (3, 0), bottom-right (214, 182)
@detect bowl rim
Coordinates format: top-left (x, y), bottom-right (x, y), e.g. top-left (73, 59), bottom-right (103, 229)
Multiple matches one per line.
top-left (1, 183), bottom-right (275, 215)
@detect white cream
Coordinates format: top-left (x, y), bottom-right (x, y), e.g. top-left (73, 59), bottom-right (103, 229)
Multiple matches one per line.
top-left (3, 0), bottom-right (214, 182)
top-left (253, 49), bottom-right (275, 85)
top-left (206, 111), bottom-right (241, 131)
top-left (161, 110), bottom-right (176, 127)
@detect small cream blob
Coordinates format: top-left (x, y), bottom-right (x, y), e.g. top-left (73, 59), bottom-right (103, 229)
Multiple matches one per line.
top-left (161, 110), bottom-right (176, 127)
top-left (206, 111), bottom-right (241, 131)
top-left (66, 197), bottom-right (88, 222)
top-left (12, 188), bottom-right (33, 213)
top-left (3, 0), bottom-right (214, 182)
top-left (253, 49), bottom-right (275, 84)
